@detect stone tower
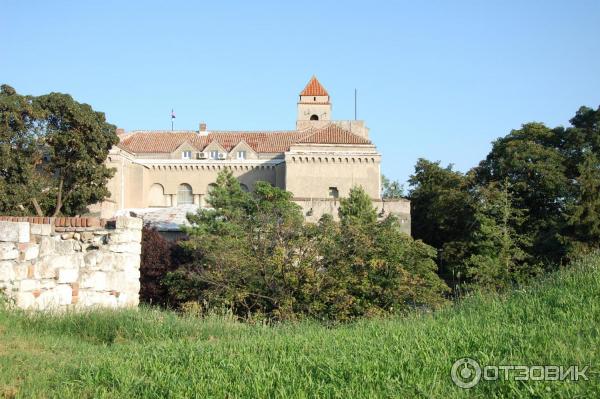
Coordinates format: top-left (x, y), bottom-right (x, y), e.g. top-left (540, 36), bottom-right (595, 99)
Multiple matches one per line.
top-left (296, 76), bottom-right (332, 129)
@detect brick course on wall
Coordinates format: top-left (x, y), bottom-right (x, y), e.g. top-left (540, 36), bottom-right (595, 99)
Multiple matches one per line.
top-left (0, 216), bottom-right (142, 310)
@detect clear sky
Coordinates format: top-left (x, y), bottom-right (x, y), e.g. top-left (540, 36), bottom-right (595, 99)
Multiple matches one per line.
top-left (2, 1), bottom-right (599, 186)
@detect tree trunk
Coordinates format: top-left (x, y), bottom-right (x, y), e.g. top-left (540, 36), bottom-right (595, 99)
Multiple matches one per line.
top-left (52, 178), bottom-right (64, 217)
top-left (31, 198), bottom-right (44, 217)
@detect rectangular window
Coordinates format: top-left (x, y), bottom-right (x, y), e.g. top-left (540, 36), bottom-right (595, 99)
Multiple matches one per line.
top-left (210, 150), bottom-right (219, 159)
top-left (237, 151), bottom-right (246, 160)
top-left (329, 187), bottom-right (339, 199)
top-left (182, 151), bottom-right (192, 159)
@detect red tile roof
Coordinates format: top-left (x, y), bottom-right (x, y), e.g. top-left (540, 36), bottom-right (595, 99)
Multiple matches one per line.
top-left (300, 76), bottom-right (329, 97)
top-left (297, 124), bottom-right (371, 145)
top-left (117, 124), bottom-right (370, 154)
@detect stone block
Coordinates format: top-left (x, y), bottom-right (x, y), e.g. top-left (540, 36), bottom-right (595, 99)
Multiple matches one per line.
top-left (19, 279), bottom-right (40, 292)
top-left (35, 289), bottom-right (59, 309)
top-left (40, 279), bottom-right (57, 289)
top-left (108, 243), bottom-right (141, 255)
top-left (47, 254), bottom-right (82, 270)
top-left (80, 232), bottom-right (94, 241)
top-left (55, 284), bottom-right (73, 305)
top-left (80, 271), bottom-right (107, 290)
top-left (115, 216), bottom-right (143, 230)
top-left (13, 263), bottom-right (29, 280)
top-left (30, 224), bottom-right (51, 236)
top-left (108, 230), bottom-right (142, 244)
top-left (22, 244), bottom-right (39, 261)
top-left (57, 268), bottom-right (78, 283)
top-left (0, 221), bottom-right (29, 243)
top-left (84, 251), bottom-right (101, 268)
top-left (0, 261), bottom-right (16, 282)
top-left (113, 253), bottom-right (140, 271)
top-left (16, 292), bottom-right (35, 308)
top-left (0, 243), bottom-right (19, 260)
top-left (78, 291), bottom-right (117, 307)
top-left (55, 240), bottom-right (74, 255)
top-left (38, 237), bottom-right (55, 257)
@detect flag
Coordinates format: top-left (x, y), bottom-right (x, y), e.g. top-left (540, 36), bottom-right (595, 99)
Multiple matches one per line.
top-left (171, 109), bottom-right (176, 119)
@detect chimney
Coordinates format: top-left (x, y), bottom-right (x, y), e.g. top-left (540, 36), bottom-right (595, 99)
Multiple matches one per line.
top-left (199, 122), bottom-right (207, 135)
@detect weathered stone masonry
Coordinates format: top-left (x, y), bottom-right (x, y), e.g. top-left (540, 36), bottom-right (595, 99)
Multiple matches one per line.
top-left (0, 216), bottom-right (142, 310)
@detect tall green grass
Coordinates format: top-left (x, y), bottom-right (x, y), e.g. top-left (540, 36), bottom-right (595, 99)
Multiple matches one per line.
top-left (1, 254), bottom-right (599, 398)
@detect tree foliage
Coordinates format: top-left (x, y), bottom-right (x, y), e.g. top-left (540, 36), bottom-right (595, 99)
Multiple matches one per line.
top-left (0, 85), bottom-right (118, 216)
top-left (381, 174), bottom-right (404, 199)
top-left (407, 159), bottom-right (477, 286)
top-left (163, 171), bottom-right (448, 321)
top-left (408, 105), bottom-right (600, 292)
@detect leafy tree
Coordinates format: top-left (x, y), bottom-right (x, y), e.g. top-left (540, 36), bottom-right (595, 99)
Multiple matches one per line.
top-left (339, 185), bottom-right (377, 227)
top-left (139, 226), bottom-right (179, 306)
top-left (33, 92), bottom-right (119, 216)
top-left (474, 123), bottom-right (570, 264)
top-left (407, 159), bottom-right (477, 286)
top-left (465, 181), bottom-right (538, 290)
top-left (0, 85), bottom-right (44, 215)
top-left (0, 85), bottom-right (118, 216)
top-left (565, 151), bottom-right (600, 252)
top-left (165, 172), bottom-right (448, 321)
top-left (381, 174), bottom-right (404, 199)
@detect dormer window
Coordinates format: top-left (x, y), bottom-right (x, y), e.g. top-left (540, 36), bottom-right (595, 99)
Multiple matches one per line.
top-left (237, 151), bottom-right (246, 160)
top-left (182, 151), bottom-right (192, 160)
top-left (210, 150), bottom-right (220, 160)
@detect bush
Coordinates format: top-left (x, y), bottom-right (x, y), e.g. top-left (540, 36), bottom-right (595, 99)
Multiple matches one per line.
top-left (163, 171), bottom-right (449, 322)
top-left (140, 226), bottom-right (179, 306)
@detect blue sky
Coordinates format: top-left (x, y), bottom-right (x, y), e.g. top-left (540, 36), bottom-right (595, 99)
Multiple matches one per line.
top-left (2, 1), bottom-right (599, 185)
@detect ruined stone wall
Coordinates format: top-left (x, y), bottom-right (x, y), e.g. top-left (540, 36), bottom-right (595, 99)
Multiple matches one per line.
top-left (0, 216), bottom-right (142, 310)
top-left (293, 198), bottom-right (411, 235)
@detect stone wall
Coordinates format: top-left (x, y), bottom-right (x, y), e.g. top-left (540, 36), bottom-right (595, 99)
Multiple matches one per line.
top-left (0, 216), bottom-right (142, 310)
top-left (293, 198), bottom-right (411, 235)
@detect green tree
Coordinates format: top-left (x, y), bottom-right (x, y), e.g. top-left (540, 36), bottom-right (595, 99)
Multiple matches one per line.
top-left (166, 175), bottom-right (448, 321)
top-left (407, 159), bottom-right (477, 286)
top-left (339, 185), bottom-right (377, 227)
top-left (466, 180), bottom-right (538, 290)
top-left (33, 92), bottom-right (119, 216)
top-left (0, 85), bottom-right (42, 215)
top-left (381, 174), bottom-right (404, 199)
top-left (474, 123), bottom-right (570, 265)
top-left (565, 151), bottom-right (600, 251)
top-left (0, 85), bottom-right (118, 216)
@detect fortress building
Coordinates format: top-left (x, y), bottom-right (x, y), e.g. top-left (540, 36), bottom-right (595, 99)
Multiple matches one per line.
top-left (94, 77), bottom-right (410, 234)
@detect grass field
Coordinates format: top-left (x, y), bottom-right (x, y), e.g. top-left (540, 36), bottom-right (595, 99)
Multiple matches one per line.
top-left (1, 254), bottom-right (599, 398)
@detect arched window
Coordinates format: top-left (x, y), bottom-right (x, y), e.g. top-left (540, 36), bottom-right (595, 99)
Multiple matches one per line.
top-left (310, 114), bottom-right (319, 121)
top-left (148, 183), bottom-right (166, 207)
top-left (177, 183), bottom-right (193, 205)
top-left (240, 183), bottom-right (249, 192)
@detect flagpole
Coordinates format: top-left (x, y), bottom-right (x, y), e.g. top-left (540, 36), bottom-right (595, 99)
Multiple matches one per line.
top-left (171, 109), bottom-right (174, 131)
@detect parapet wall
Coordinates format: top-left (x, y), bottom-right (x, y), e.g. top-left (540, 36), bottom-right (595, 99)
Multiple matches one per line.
top-left (293, 198), bottom-right (411, 235)
top-left (0, 216), bottom-right (142, 310)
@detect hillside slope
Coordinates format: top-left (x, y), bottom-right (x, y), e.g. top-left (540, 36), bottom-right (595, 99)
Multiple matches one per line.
top-left (1, 254), bottom-right (599, 398)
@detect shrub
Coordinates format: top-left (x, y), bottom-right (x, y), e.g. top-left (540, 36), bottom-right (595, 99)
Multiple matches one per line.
top-left (163, 171), bottom-right (449, 322)
top-left (140, 226), bottom-right (179, 306)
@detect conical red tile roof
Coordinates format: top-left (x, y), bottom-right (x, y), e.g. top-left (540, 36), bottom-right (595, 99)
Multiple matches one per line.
top-left (300, 76), bottom-right (329, 96)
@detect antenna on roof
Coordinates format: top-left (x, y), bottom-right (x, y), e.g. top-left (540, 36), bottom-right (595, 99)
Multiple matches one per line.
top-left (170, 109), bottom-right (176, 131)
top-left (354, 89), bottom-right (357, 120)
